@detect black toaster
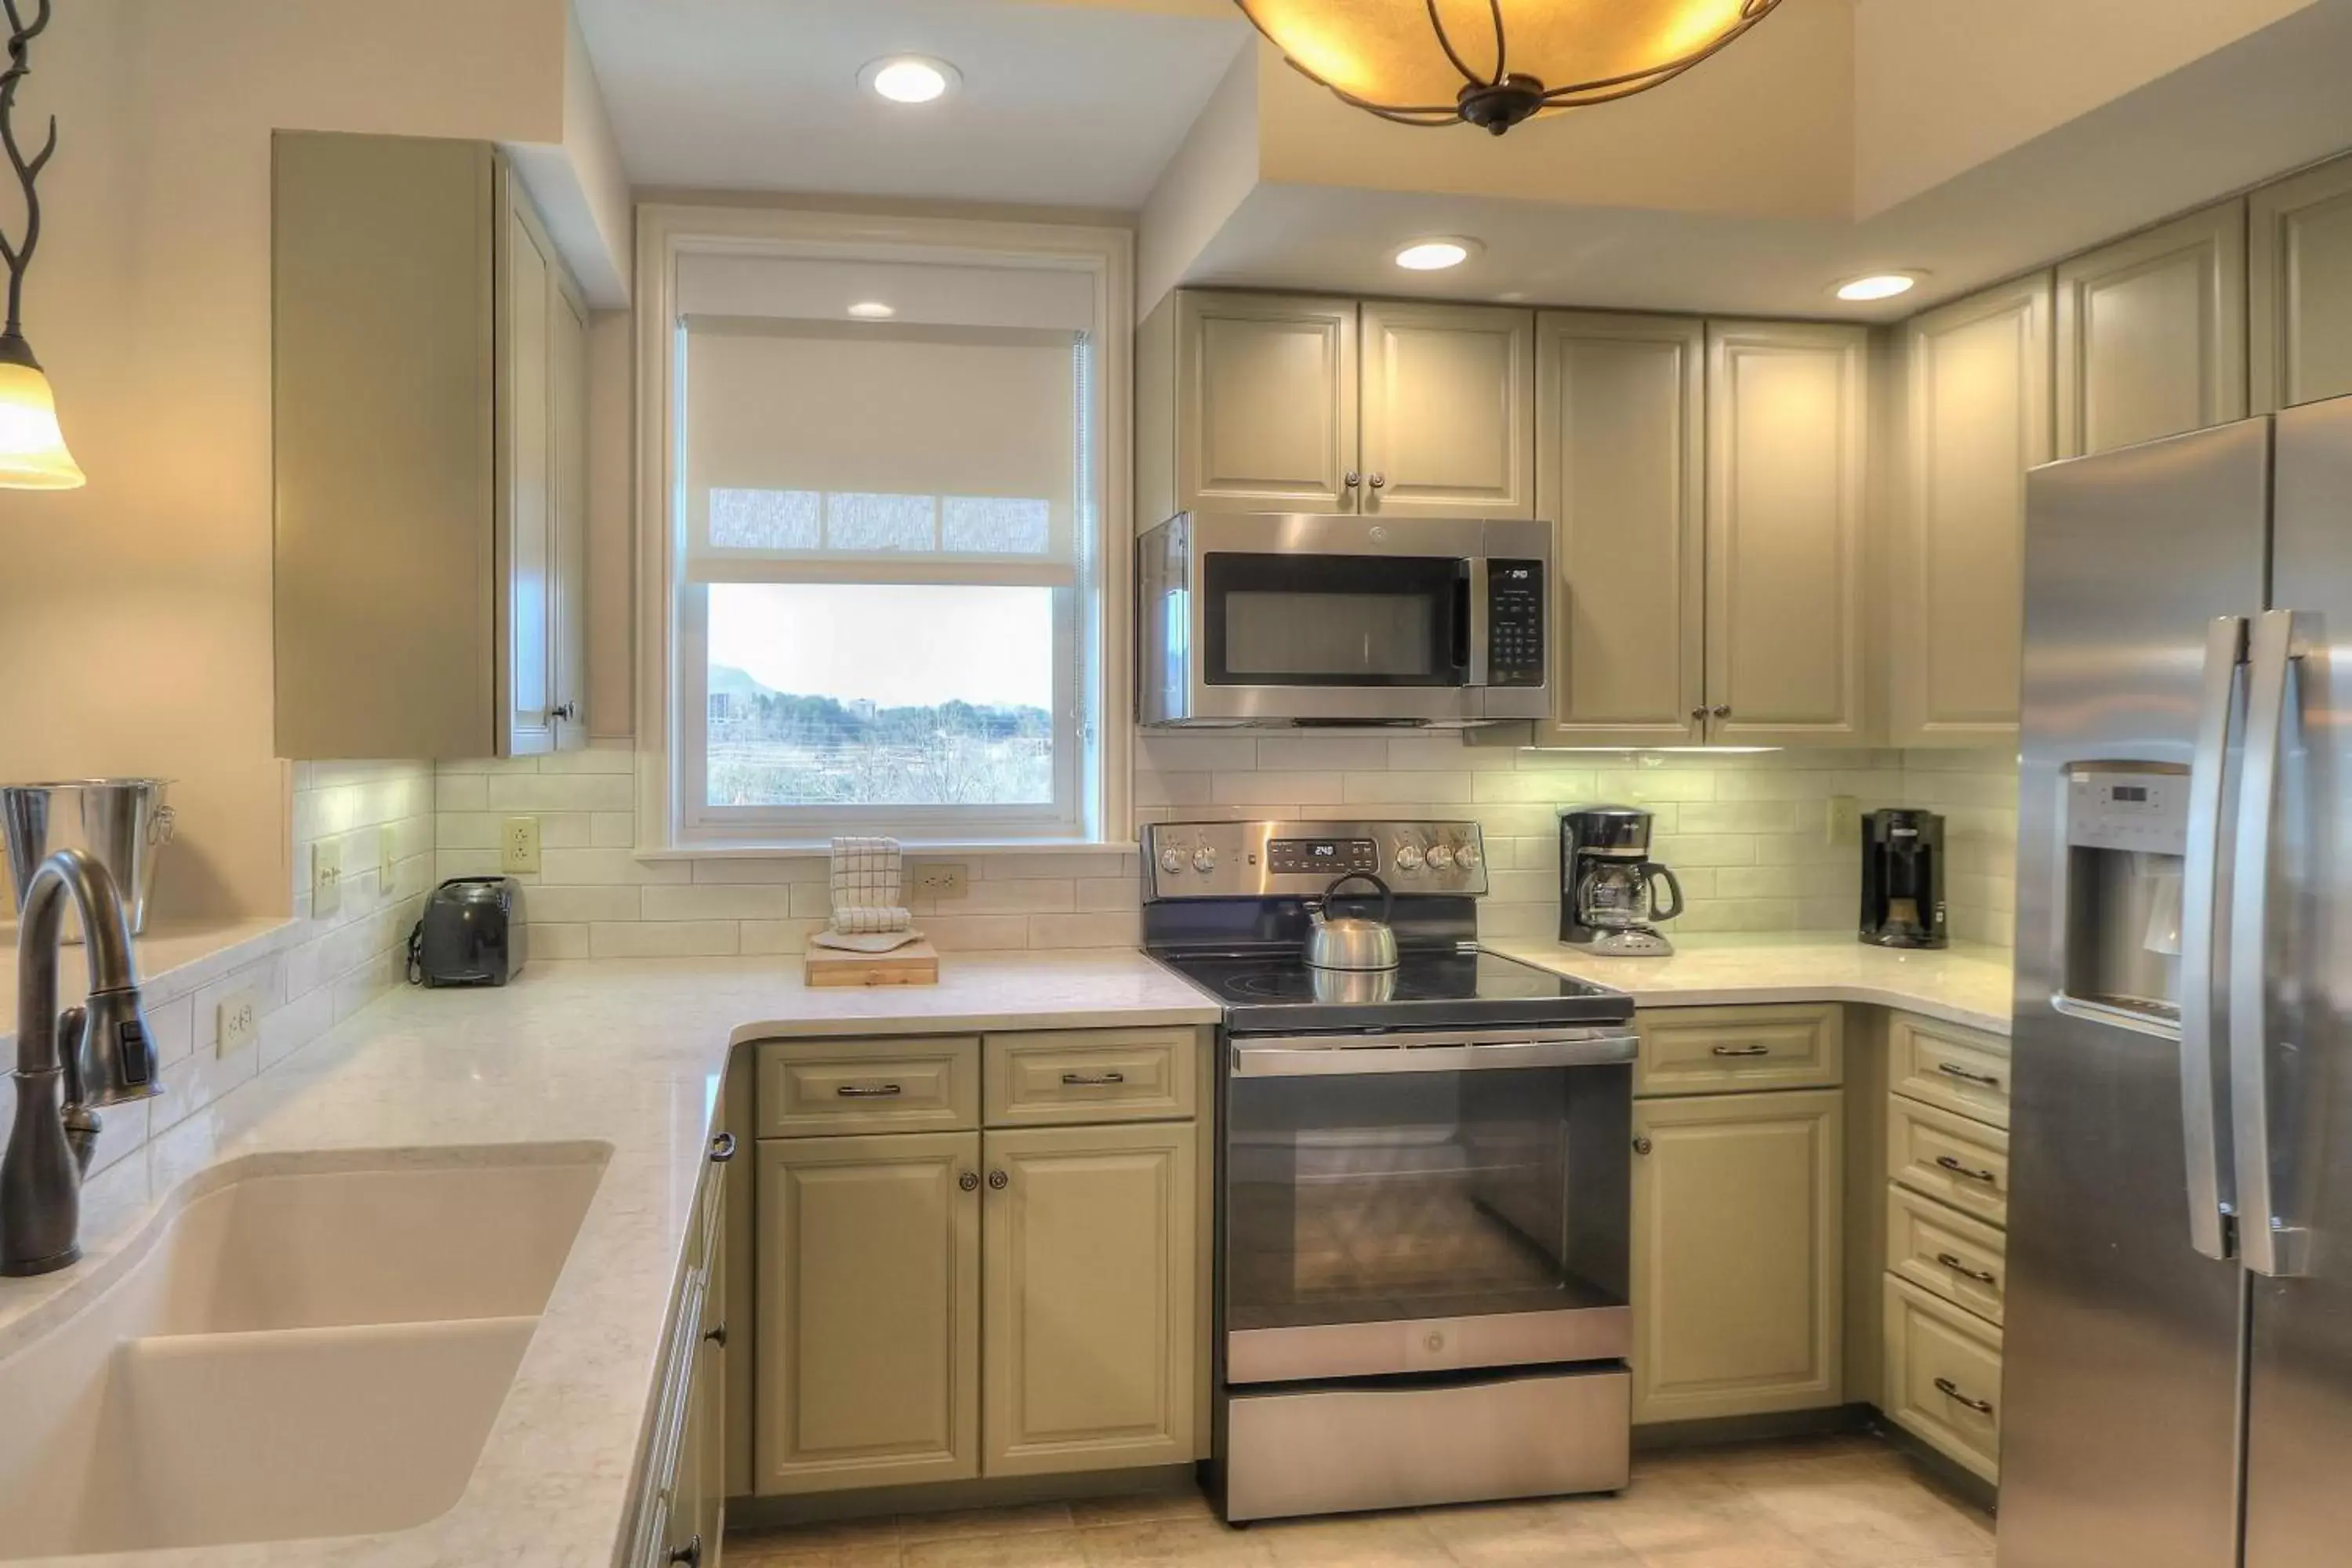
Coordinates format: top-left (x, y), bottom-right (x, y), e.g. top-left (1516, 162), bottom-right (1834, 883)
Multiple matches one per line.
top-left (408, 876), bottom-right (528, 986)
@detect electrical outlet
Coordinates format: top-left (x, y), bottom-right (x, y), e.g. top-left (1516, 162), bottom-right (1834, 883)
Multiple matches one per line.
top-left (1826, 793), bottom-right (1863, 847)
top-left (217, 988), bottom-right (260, 1059)
top-left (501, 815), bottom-right (541, 875)
top-left (379, 824), bottom-right (400, 895)
top-left (910, 861), bottom-right (968, 899)
top-left (312, 837), bottom-right (344, 918)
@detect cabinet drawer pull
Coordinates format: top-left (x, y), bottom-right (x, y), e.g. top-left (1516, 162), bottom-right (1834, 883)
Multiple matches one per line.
top-left (1711, 1044), bottom-right (1773, 1058)
top-left (707, 1132), bottom-right (736, 1163)
top-left (1934, 1377), bottom-right (1994, 1415)
top-left (704, 1321), bottom-right (728, 1347)
top-left (1935, 1252), bottom-right (1999, 1287)
top-left (836, 1083), bottom-right (905, 1098)
top-left (1936, 1154), bottom-right (2001, 1186)
top-left (668, 1534), bottom-right (703, 1568)
top-left (1936, 1061), bottom-right (2003, 1088)
top-left (1061, 1070), bottom-right (1127, 1087)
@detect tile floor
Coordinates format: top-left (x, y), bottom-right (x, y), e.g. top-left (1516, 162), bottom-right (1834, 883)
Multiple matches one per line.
top-left (730, 1436), bottom-right (1994, 1568)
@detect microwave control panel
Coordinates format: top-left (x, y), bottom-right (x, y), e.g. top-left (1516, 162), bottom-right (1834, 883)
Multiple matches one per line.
top-left (1486, 559), bottom-right (1545, 687)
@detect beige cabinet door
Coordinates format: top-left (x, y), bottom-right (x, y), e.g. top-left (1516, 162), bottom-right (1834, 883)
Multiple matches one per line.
top-left (2056, 201), bottom-right (2249, 457)
top-left (1532, 312), bottom-right (1706, 746)
top-left (981, 1122), bottom-right (1197, 1476)
top-left (549, 280), bottom-right (590, 749)
top-left (1177, 292), bottom-right (1360, 514)
top-left (1631, 1090), bottom-right (1844, 1424)
top-left (1703, 322), bottom-right (1868, 746)
top-left (1891, 274), bottom-right (2054, 747)
top-left (2252, 154), bottom-right (2352, 413)
top-left (497, 180), bottom-right (559, 757)
top-left (753, 1133), bottom-right (981, 1494)
top-left (1359, 301), bottom-right (1536, 517)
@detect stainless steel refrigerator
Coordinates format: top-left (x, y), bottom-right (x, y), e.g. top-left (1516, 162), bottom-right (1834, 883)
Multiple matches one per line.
top-left (2002, 394), bottom-right (2352, 1568)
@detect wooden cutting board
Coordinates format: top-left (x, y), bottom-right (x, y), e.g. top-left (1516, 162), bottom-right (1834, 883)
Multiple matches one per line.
top-left (804, 940), bottom-right (939, 988)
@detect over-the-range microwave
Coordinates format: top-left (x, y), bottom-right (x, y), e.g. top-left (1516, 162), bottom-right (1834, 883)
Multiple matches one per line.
top-left (1137, 512), bottom-right (1552, 728)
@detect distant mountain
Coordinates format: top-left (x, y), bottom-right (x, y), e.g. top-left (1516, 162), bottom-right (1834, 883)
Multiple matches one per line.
top-left (708, 665), bottom-right (779, 699)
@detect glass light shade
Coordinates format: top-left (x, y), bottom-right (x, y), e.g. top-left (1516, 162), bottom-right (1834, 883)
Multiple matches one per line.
top-left (1236, 0), bottom-right (1784, 132)
top-left (0, 358), bottom-right (84, 489)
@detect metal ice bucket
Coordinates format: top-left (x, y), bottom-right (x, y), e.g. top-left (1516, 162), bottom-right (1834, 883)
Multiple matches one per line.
top-left (1, 779), bottom-right (175, 938)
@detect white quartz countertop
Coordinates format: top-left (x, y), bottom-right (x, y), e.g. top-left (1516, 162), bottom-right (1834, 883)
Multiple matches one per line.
top-left (0, 951), bottom-right (1220, 1568)
top-left (1490, 932), bottom-right (2014, 1036)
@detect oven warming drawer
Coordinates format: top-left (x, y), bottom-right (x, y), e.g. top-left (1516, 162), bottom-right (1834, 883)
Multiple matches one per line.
top-left (1225, 1365), bottom-right (1630, 1522)
top-left (1228, 1305), bottom-right (1631, 1385)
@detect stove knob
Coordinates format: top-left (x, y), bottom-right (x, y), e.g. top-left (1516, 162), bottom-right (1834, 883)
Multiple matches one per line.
top-left (1394, 843), bottom-right (1425, 873)
top-left (1426, 844), bottom-right (1455, 871)
top-left (1192, 845), bottom-right (1220, 873)
top-left (1159, 845), bottom-right (1187, 875)
top-left (1456, 841), bottom-right (1483, 870)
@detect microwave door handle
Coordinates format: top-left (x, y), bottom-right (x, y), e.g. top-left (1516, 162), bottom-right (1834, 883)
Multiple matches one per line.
top-left (1462, 557), bottom-right (1487, 688)
top-left (2180, 615), bottom-right (2245, 1261)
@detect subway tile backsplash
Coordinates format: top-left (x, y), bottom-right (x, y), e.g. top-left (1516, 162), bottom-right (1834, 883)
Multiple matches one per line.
top-left (436, 738), bottom-right (2019, 956)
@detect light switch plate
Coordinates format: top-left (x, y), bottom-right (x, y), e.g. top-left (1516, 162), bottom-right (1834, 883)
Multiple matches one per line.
top-left (1826, 794), bottom-right (1862, 847)
top-left (910, 861), bottom-right (968, 898)
top-left (218, 988), bottom-right (260, 1059)
top-left (501, 815), bottom-right (541, 876)
top-left (312, 838), bottom-right (343, 919)
top-left (379, 824), bottom-right (400, 895)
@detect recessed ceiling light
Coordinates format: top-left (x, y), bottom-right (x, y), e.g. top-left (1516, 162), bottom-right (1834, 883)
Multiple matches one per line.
top-left (861, 56), bottom-right (958, 105)
top-left (847, 300), bottom-right (896, 320)
top-left (1395, 238), bottom-right (1479, 271)
top-left (1835, 272), bottom-right (1920, 302)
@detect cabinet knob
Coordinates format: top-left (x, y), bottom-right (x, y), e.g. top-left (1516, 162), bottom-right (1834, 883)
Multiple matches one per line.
top-left (958, 1171), bottom-right (980, 1192)
top-left (704, 1322), bottom-right (728, 1347)
top-left (1711, 705), bottom-right (1730, 718)
top-left (1690, 707), bottom-right (1708, 721)
top-left (552, 702), bottom-right (577, 721)
top-left (1632, 1135), bottom-right (1653, 1156)
top-left (669, 1534), bottom-right (703, 1568)
top-left (707, 1132), bottom-right (737, 1164)
top-left (988, 1169), bottom-right (1010, 1190)
top-left (1344, 470), bottom-right (1362, 488)
top-left (1367, 472), bottom-right (1387, 488)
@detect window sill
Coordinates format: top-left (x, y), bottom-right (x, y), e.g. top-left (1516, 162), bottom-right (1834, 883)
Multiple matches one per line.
top-left (636, 838), bottom-right (1138, 862)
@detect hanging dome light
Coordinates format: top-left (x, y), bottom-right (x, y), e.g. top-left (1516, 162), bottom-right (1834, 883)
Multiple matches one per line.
top-left (1234, 0), bottom-right (1786, 136)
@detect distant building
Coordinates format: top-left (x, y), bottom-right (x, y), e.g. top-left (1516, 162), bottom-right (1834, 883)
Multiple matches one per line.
top-left (708, 691), bottom-right (738, 723)
top-left (849, 698), bottom-right (877, 722)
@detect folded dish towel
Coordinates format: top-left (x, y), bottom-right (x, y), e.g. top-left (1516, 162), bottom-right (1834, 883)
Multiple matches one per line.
top-left (810, 835), bottom-right (923, 951)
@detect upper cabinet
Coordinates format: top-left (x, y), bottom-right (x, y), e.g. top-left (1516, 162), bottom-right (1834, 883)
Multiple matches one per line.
top-left (2251, 153), bottom-right (2352, 413)
top-left (1704, 321), bottom-right (1871, 747)
top-left (2056, 201), bottom-right (2249, 458)
top-left (273, 132), bottom-right (588, 760)
top-left (1530, 312), bottom-right (1708, 748)
top-left (1139, 289), bottom-right (1533, 525)
top-left (1890, 274), bottom-right (2055, 748)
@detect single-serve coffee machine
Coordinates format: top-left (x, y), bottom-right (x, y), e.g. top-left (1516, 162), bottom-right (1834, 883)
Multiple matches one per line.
top-left (1859, 808), bottom-right (1948, 949)
top-left (1559, 806), bottom-right (1685, 956)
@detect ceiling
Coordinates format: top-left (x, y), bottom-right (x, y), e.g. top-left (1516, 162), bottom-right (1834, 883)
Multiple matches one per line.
top-left (573, 0), bottom-right (1250, 207)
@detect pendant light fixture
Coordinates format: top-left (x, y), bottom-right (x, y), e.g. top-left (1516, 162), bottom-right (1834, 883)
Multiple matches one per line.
top-left (0, 0), bottom-right (81, 489)
top-left (1234, 0), bottom-right (1785, 136)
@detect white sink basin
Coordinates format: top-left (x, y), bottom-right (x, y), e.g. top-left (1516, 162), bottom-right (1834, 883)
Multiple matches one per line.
top-left (0, 1145), bottom-right (609, 1560)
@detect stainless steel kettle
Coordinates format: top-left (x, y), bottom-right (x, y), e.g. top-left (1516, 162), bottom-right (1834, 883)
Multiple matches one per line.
top-left (1305, 871), bottom-right (1399, 971)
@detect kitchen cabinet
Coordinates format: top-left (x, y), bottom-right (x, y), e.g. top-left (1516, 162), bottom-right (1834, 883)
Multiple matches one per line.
top-left (1633, 1002), bottom-right (1843, 1098)
top-left (272, 131), bottom-right (588, 760)
top-left (1530, 312), bottom-right (1708, 747)
top-left (981, 1121), bottom-right (1197, 1475)
top-left (2251, 152), bottom-right (2352, 413)
top-left (749, 1028), bottom-right (1211, 1497)
top-left (1890, 274), bottom-right (2054, 747)
top-left (1630, 1087), bottom-right (1845, 1425)
top-left (2056, 201), bottom-right (2248, 457)
top-left (1138, 289), bottom-right (1533, 524)
top-left (1884, 1276), bottom-right (2003, 1484)
top-left (1703, 322), bottom-right (1871, 746)
top-left (627, 1136), bottom-right (730, 1568)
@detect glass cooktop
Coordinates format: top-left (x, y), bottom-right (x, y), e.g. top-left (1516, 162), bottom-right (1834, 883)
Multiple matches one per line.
top-left (1152, 947), bottom-right (1632, 1035)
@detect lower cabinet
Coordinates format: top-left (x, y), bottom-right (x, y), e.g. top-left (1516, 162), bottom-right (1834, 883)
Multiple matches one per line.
top-left (630, 1138), bottom-right (731, 1568)
top-left (1630, 1089), bottom-right (1845, 1424)
top-left (1883, 1276), bottom-right (2003, 1484)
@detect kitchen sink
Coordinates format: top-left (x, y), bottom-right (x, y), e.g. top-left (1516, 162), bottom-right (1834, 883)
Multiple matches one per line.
top-left (0, 1145), bottom-right (609, 1560)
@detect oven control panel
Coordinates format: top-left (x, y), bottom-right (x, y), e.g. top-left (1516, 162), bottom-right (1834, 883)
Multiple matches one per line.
top-left (1486, 559), bottom-right (1546, 688)
top-left (1145, 819), bottom-right (1488, 900)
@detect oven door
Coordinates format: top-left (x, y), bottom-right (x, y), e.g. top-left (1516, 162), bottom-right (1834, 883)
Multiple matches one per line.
top-left (1222, 1028), bottom-right (1635, 1385)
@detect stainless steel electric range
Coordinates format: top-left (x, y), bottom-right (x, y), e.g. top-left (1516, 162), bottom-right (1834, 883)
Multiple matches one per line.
top-left (1142, 818), bottom-right (1639, 1523)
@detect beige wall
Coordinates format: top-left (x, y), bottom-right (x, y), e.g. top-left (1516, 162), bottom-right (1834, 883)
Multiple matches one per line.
top-left (0, 0), bottom-right (600, 923)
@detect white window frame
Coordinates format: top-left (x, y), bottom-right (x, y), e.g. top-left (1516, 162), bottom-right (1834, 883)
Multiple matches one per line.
top-left (633, 204), bottom-right (1133, 853)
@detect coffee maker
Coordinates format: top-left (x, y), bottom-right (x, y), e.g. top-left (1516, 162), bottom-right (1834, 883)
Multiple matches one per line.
top-left (1860, 808), bottom-right (1948, 949)
top-left (1559, 806), bottom-right (1685, 956)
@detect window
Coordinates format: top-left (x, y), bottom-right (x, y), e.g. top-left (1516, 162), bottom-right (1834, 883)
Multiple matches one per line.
top-left (651, 221), bottom-right (1127, 848)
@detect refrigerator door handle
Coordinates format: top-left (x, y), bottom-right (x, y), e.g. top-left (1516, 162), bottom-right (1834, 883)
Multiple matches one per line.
top-left (2230, 608), bottom-right (2309, 1279)
top-left (2179, 615), bottom-right (2245, 1261)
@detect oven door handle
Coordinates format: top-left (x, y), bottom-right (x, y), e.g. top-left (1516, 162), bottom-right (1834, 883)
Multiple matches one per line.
top-left (1231, 1033), bottom-right (1638, 1077)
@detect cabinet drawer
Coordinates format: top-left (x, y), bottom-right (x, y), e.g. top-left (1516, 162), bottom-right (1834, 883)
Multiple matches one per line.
top-left (1890, 1014), bottom-right (2011, 1130)
top-left (1884, 1275), bottom-right (2002, 1483)
top-left (1889, 1094), bottom-right (2011, 1228)
top-left (1886, 1183), bottom-right (2006, 1326)
top-left (755, 1037), bottom-right (979, 1136)
top-left (1635, 1004), bottom-right (1843, 1097)
top-left (984, 1029), bottom-right (1197, 1127)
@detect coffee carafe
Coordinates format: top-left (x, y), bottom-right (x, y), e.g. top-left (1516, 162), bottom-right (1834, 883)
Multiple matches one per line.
top-left (1559, 806), bottom-right (1685, 957)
